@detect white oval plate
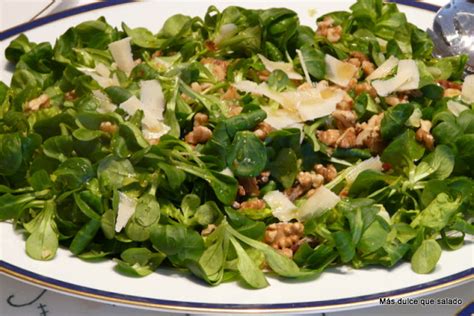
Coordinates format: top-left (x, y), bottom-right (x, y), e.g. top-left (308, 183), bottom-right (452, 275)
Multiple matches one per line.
top-left (1, 1), bottom-right (473, 314)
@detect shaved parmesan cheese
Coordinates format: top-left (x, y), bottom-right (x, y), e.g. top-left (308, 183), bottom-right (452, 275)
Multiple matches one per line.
top-left (115, 192), bottom-right (137, 232)
top-left (345, 156), bottom-right (383, 184)
top-left (396, 60), bottom-right (420, 91)
top-left (142, 120), bottom-right (170, 141)
top-left (220, 167), bottom-right (234, 177)
top-left (376, 38), bottom-right (388, 51)
top-left (108, 37), bottom-right (135, 74)
top-left (462, 74), bottom-right (474, 104)
top-left (119, 81), bottom-right (170, 143)
top-left (296, 49), bottom-right (312, 84)
top-left (234, 80), bottom-right (345, 127)
top-left (325, 54), bottom-right (358, 87)
top-left (214, 23), bottom-right (238, 45)
top-left (95, 63), bottom-right (111, 78)
top-left (263, 108), bottom-right (300, 129)
top-left (140, 80), bottom-right (166, 121)
top-left (376, 204), bottom-right (391, 225)
top-left (258, 54), bottom-right (304, 80)
top-left (78, 67), bottom-right (118, 88)
top-left (120, 95), bottom-right (143, 116)
top-left (263, 108), bottom-right (301, 129)
top-left (372, 60), bottom-right (419, 96)
top-left (447, 100), bottom-right (469, 117)
top-left (366, 56), bottom-right (399, 81)
top-left (92, 74), bottom-right (116, 88)
top-left (297, 88), bottom-right (345, 121)
top-left (233, 80), bottom-right (288, 108)
top-left (263, 191), bottom-right (298, 222)
top-left (298, 186), bottom-right (340, 221)
top-left (233, 80), bottom-right (269, 96)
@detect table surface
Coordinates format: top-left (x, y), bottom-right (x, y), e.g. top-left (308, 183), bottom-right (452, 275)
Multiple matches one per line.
top-left (1, 1), bottom-right (473, 315)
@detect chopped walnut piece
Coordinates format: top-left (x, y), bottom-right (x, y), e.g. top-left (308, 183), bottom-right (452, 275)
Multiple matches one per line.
top-left (258, 69), bottom-right (271, 81)
top-left (285, 172), bottom-right (323, 201)
top-left (415, 119), bottom-right (435, 150)
top-left (385, 95), bottom-right (402, 107)
top-left (25, 94), bottom-right (50, 112)
top-left (332, 110), bottom-right (357, 130)
top-left (347, 52), bottom-right (374, 77)
top-left (200, 58), bottom-right (229, 81)
top-left (326, 25), bottom-right (342, 43)
top-left (347, 57), bottom-right (362, 68)
top-left (355, 113), bottom-right (384, 153)
top-left (264, 222), bottom-right (305, 258)
top-left (316, 17), bottom-right (334, 36)
top-left (99, 121), bottom-right (118, 134)
top-left (314, 164), bottom-right (337, 182)
top-left (296, 171), bottom-right (312, 189)
top-left (444, 88), bottom-right (461, 98)
top-left (336, 94), bottom-right (354, 110)
top-left (201, 224), bottom-right (216, 236)
top-left (228, 105), bottom-right (243, 117)
top-left (361, 60), bottom-right (375, 76)
top-left (297, 171), bottom-right (324, 190)
top-left (317, 127), bottom-right (356, 148)
top-left (240, 198), bottom-right (266, 210)
top-left (193, 112), bottom-right (209, 127)
top-left (279, 248), bottom-right (294, 258)
top-left (239, 177), bottom-right (260, 197)
top-left (384, 94), bottom-right (409, 106)
top-left (317, 129), bottom-right (342, 147)
top-left (181, 93), bottom-right (191, 103)
top-left (191, 82), bottom-right (212, 93)
top-left (344, 78), bottom-right (358, 91)
top-left (284, 185), bottom-right (306, 201)
top-left (438, 80), bottom-right (462, 90)
top-left (254, 122), bottom-right (273, 140)
top-left (221, 86), bottom-right (239, 100)
top-left (184, 126), bottom-right (212, 145)
top-left (355, 82), bottom-right (377, 98)
top-left (336, 127), bottom-right (357, 148)
top-left (317, 17), bottom-right (342, 43)
top-left (351, 51), bottom-right (369, 62)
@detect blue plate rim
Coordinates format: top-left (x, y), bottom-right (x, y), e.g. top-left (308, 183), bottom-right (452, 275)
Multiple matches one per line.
top-left (1, 260), bottom-right (473, 313)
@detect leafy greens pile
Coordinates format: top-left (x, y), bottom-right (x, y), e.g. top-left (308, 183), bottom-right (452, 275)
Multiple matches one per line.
top-left (0, 0), bottom-right (472, 289)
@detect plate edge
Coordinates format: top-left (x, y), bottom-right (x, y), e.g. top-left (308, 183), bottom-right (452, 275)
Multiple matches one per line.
top-left (1, 260), bottom-right (472, 314)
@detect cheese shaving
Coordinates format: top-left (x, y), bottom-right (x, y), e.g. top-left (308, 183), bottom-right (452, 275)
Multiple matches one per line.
top-left (258, 54), bottom-right (304, 80)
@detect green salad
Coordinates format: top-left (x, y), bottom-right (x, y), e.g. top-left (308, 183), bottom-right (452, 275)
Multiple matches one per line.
top-left (1, 0), bottom-right (473, 288)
